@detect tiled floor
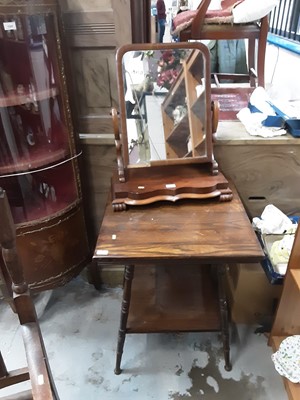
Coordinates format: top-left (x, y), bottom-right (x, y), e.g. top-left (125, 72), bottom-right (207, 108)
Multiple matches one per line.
top-left (0, 277), bottom-right (288, 399)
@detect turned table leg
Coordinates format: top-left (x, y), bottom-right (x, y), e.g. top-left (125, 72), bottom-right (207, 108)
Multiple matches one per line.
top-left (217, 265), bottom-right (232, 371)
top-left (114, 264), bottom-right (135, 375)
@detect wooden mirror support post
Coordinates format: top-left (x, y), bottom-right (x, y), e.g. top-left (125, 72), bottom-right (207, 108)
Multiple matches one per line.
top-left (110, 43), bottom-right (232, 211)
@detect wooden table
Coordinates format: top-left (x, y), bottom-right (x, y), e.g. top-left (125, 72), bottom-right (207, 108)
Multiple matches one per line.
top-left (93, 188), bottom-right (264, 374)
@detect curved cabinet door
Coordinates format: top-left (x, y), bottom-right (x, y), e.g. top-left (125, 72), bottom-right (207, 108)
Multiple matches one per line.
top-left (0, 2), bottom-right (89, 290)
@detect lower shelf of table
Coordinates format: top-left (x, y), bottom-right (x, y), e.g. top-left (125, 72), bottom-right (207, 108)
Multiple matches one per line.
top-left (127, 265), bottom-right (221, 334)
top-left (270, 335), bottom-right (300, 400)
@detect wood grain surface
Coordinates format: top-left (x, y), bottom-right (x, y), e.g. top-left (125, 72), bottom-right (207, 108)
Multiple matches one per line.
top-left (94, 186), bottom-right (264, 264)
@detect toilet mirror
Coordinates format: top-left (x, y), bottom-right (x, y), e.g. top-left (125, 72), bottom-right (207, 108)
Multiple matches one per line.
top-left (110, 42), bottom-right (232, 212)
top-left (115, 42), bottom-right (214, 168)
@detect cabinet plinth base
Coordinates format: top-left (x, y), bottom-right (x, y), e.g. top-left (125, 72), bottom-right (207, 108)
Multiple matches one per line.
top-left (16, 204), bottom-right (89, 291)
top-left (111, 164), bottom-right (232, 211)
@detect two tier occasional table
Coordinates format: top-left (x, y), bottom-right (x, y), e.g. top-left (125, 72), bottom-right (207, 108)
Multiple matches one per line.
top-left (93, 187), bottom-right (264, 374)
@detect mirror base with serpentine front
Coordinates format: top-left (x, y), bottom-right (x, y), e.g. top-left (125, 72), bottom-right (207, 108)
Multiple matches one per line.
top-left (111, 42), bottom-right (232, 211)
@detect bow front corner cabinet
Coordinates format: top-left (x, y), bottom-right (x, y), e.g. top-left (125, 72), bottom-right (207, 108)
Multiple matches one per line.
top-left (0, 0), bottom-right (89, 290)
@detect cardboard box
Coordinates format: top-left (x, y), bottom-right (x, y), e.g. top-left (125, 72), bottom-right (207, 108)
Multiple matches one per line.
top-left (225, 263), bottom-right (282, 325)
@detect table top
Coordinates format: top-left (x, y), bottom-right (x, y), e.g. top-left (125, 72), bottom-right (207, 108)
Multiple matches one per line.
top-left (94, 187), bottom-right (264, 265)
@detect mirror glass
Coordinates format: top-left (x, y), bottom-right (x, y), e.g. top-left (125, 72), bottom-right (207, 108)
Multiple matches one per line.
top-left (119, 45), bottom-right (209, 166)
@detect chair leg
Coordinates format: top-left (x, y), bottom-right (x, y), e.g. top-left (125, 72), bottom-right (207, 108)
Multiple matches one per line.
top-left (257, 16), bottom-right (269, 88)
top-left (0, 261), bottom-right (16, 313)
top-left (0, 352), bottom-right (8, 378)
top-left (248, 38), bottom-right (256, 87)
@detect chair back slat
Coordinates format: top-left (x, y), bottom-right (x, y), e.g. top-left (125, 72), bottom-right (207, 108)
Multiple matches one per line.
top-left (0, 188), bottom-right (26, 292)
top-left (0, 188), bottom-right (15, 247)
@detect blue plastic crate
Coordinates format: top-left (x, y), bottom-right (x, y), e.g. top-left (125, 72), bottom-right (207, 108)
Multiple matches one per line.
top-left (256, 216), bottom-right (299, 285)
top-left (285, 119), bottom-right (300, 137)
top-left (265, 102), bottom-right (300, 138)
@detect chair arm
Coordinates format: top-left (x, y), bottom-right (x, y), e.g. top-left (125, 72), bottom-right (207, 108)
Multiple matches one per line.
top-left (22, 323), bottom-right (55, 400)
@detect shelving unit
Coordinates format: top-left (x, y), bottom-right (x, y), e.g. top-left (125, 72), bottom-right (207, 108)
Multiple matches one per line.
top-left (269, 226), bottom-right (300, 399)
top-left (161, 50), bottom-right (207, 159)
top-left (127, 265), bottom-right (221, 334)
top-left (0, 0), bottom-right (89, 290)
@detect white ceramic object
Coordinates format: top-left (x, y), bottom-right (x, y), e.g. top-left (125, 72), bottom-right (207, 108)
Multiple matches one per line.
top-left (271, 335), bottom-right (300, 383)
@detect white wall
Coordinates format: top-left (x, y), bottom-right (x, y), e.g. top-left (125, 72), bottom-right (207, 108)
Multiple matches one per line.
top-left (265, 43), bottom-right (300, 102)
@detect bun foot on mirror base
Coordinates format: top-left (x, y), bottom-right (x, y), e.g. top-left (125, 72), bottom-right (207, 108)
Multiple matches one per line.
top-left (219, 189), bottom-right (233, 202)
top-left (113, 203), bottom-right (127, 212)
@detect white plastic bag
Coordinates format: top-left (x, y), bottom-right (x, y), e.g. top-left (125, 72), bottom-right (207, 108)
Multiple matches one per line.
top-left (232, 0), bottom-right (279, 23)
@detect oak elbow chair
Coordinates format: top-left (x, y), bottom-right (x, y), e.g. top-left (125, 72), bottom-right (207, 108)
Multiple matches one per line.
top-left (173, 0), bottom-right (275, 88)
top-left (0, 188), bottom-right (59, 400)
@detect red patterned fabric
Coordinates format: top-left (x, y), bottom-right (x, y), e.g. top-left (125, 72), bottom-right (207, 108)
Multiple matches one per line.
top-left (172, 1), bottom-right (243, 34)
top-left (172, 8), bottom-right (233, 35)
top-left (172, 10), bottom-right (197, 30)
top-left (171, 0), bottom-right (274, 35)
top-left (206, 9), bottom-right (232, 18)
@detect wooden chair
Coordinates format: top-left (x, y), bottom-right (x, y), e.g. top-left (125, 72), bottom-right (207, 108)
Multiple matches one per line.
top-left (0, 258), bottom-right (14, 312)
top-left (0, 187), bottom-right (59, 400)
top-left (176, 0), bottom-right (270, 88)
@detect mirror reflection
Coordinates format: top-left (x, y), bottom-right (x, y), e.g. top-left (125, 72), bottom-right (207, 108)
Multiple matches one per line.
top-left (121, 47), bottom-right (208, 166)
